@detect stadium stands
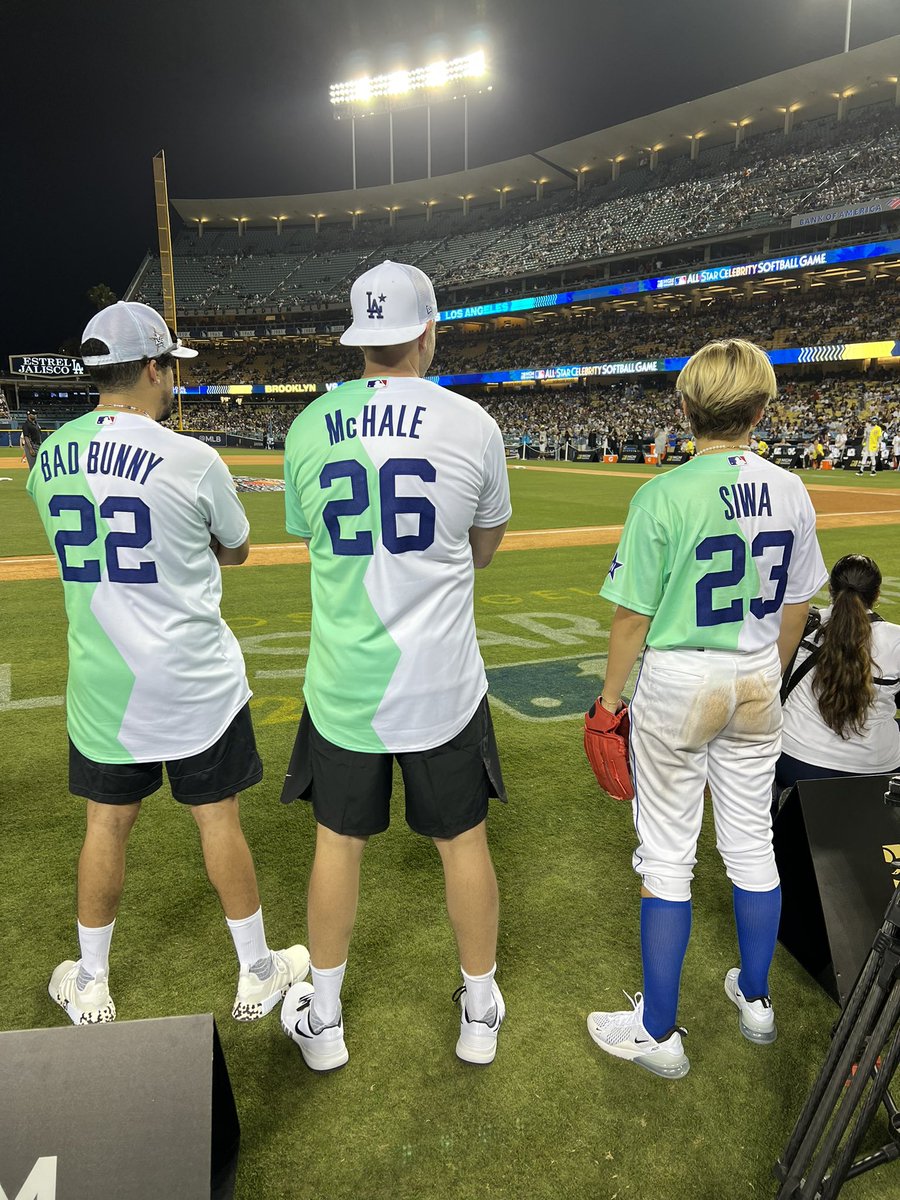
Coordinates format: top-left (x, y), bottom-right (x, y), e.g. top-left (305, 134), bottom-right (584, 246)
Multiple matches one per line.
top-left (131, 104), bottom-right (900, 315)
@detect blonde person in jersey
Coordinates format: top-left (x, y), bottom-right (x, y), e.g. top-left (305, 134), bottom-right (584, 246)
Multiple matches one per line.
top-left (586, 339), bottom-right (827, 1078)
top-left (778, 555), bottom-right (900, 794)
top-left (279, 262), bottom-right (511, 1071)
top-left (28, 302), bottom-right (308, 1026)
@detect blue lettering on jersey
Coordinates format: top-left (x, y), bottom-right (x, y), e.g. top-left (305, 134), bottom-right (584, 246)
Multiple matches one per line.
top-left (83, 441), bottom-right (164, 485)
top-left (40, 442), bottom-right (81, 481)
top-left (327, 403), bottom-right (428, 447)
top-left (720, 481), bottom-right (772, 521)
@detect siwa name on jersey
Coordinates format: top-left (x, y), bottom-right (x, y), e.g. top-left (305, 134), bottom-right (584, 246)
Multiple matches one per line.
top-left (719, 482), bottom-right (773, 521)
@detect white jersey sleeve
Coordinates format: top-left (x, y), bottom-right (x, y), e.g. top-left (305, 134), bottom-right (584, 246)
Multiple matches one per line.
top-left (474, 422), bottom-right (512, 528)
top-left (197, 455), bottom-right (251, 548)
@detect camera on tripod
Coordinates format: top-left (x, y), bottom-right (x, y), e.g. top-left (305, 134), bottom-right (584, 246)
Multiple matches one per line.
top-left (885, 776), bottom-right (900, 808)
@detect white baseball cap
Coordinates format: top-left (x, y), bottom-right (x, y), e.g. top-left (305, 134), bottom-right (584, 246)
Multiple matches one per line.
top-left (80, 302), bottom-right (198, 366)
top-left (340, 260), bottom-right (437, 347)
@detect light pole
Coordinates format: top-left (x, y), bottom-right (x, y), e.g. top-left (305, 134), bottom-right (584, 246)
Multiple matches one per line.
top-left (844, 0), bottom-right (853, 52)
top-left (329, 50), bottom-right (490, 189)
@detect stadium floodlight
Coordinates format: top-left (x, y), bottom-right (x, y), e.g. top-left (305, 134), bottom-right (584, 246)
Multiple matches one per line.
top-left (330, 50), bottom-right (491, 188)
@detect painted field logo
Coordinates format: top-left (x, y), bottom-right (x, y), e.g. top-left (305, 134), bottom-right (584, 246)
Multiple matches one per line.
top-left (233, 476), bottom-right (285, 492)
top-left (486, 653), bottom-right (640, 722)
top-left (882, 844), bottom-right (900, 888)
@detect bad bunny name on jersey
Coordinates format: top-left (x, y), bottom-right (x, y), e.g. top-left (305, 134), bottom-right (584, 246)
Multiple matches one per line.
top-left (39, 440), bottom-right (164, 486)
top-left (325, 403), bottom-right (427, 446)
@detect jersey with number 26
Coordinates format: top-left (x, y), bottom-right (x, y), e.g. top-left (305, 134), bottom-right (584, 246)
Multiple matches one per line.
top-left (284, 376), bottom-right (511, 754)
top-left (27, 411), bottom-right (251, 764)
top-left (601, 451), bottom-right (827, 650)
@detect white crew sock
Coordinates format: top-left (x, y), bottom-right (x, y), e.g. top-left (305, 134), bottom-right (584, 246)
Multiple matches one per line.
top-left (310, 961), bottom-right (347, 1027)
top-left (461, 963), bottom-right (497, 1022)
top-left (77, 919), bottom-right (115, 985)
top-left (225, 907), bottom-right (270, 974)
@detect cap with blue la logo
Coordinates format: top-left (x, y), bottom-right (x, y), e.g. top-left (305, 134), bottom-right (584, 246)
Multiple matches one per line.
top-left (340, 260), bottom-right (438, 347)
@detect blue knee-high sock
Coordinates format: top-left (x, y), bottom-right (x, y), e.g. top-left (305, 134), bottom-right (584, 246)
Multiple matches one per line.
top-left (733, 884), bottom-right (782, 999)
top-left (640, 897), bottom-right (692, 1040)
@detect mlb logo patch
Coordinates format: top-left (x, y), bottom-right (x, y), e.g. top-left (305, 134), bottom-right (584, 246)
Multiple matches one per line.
top-left (728, 454), bottom-right (747, 466)
top-left (366, 378), bottom-right (389, 389)
top-left (96, 414), bottom-right (117, 424)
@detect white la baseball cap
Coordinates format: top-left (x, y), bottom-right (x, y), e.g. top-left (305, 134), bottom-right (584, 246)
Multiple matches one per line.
top-left (340, 260), bottom-right (438, 347)
top-left (80, 302), bottom-right (198, 366)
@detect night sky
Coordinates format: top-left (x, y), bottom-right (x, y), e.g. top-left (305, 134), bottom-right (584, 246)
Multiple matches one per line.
top-left (5, 0), bottom-right (900, 360)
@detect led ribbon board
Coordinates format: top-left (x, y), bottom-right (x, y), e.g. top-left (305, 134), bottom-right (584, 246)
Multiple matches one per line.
top-left (437, 237), bottom-right (900, 323)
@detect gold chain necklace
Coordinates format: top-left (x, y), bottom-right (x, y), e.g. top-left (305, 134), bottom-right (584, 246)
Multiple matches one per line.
top-left (97, 403), bottom-right (153, 418)
top-left (695, 443), bottom-right (752, 457)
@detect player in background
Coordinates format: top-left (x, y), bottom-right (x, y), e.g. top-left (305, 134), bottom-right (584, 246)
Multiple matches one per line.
top-left (858, 419), bottom-right (882, 476)
top-left (27, 302), bottom-right (308, 1025)
top-left (892, 429), bottom-right (900, 470)
top-left (279, 262), bottom-right (511, 1072)
top-left (586, 339), bottom-right (827, 1078)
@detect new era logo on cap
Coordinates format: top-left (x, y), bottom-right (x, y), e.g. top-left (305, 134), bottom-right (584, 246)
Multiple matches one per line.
top-left (341, 261), bottom-right (438, 347)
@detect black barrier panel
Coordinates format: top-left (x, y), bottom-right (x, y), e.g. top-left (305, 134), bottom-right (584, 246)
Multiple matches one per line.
top-left (774, 774), bottom-right (900, 1006)
top-left (664, 452), bottom-right (688, 465)
top-left (619, 452), bottom-right (644, 464)
top-left (0, 1014), bottom-right (239, 1200)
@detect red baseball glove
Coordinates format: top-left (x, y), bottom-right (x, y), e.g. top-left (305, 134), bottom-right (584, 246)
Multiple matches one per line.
top-left (584, 698), bottom-right (634, 802)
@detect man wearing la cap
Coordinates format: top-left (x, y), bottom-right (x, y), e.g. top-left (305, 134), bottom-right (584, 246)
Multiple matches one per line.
top-left (280, 261), bottom-right (511, 1071)
top-left (27, 301), bottom-right (308, 1026)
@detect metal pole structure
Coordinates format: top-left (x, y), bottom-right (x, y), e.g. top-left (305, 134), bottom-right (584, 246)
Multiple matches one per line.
top-left (389, 109), bottom-right (395, 185)
top-left (351, 116), bottom-right (357, 191)
top-left (464, 95), bottom-right (469, 171)
top-left (427, 105), bottom-right (432, 179)
top-left (844, 0), bottom-right (852, 52)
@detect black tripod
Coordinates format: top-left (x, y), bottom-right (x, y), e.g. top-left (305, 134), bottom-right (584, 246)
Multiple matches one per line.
top-left (775, 784), bottom-right (900, 1199)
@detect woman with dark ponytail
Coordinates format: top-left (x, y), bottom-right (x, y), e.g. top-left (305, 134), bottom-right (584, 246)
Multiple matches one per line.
top-left (777, 554), bottom-right (900, 791)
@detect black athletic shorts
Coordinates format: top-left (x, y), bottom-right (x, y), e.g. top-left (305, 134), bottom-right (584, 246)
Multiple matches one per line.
top-left (68, 703), bottom-right (263, 806)
top-left (280, 695), bottom-right (507, 839)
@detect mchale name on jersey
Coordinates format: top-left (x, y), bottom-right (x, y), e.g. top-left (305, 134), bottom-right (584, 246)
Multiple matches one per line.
top-left (326, 402), bottom-right (427, 447)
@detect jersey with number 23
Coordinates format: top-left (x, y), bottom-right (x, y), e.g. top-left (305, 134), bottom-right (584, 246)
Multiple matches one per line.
top-left (601, 451), bottom-right (827, 650)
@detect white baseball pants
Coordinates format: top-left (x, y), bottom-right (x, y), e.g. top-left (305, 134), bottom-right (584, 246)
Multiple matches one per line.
top-left (629, 644), bottom-right (783, 902)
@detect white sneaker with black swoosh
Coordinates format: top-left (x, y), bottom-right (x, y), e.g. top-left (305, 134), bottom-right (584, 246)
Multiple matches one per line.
top-left (587, 991), bottom-right (689, 1078)
top-left (455, 980), bottom-right (505, 1064)
top-left (280, 981), bottom-right (349, 1072)
top-left (724, 968), bottom-right (777, 1044)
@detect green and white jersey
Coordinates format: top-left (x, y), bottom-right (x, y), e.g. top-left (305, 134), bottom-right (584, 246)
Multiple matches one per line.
top-left (27, 411), bottom-right (251, 763)
top-left (284, 376), bottom-right (511, 753)
top-left (601, 451), bottom-right (827, 651)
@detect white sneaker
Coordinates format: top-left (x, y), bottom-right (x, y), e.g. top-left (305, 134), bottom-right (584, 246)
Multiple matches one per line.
top-left (232, 944), bottom-right (310, 1021)
top-left (280, 981), bottom-right (349, 1072)
top-left (49, 960), bottom-right (116, 1025)
top-left (587, 992), bottom-right (689, 1078)
top-left (724, 968), bottom-right (777, 1044)
top-left (455, 980), bottom-right (505, 1065)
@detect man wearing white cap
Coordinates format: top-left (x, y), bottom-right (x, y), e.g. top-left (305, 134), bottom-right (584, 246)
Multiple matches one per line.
top-left (280, 262), bottom-right (511, 1070)
top-left (27, 301), bottom-right (308, 1026)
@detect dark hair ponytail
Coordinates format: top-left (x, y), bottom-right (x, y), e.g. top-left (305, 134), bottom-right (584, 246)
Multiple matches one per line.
top-left (812, 555), bottom-right (881, 738)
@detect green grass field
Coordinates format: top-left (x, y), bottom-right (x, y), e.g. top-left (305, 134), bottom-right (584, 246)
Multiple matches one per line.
top-left (3, 445), bottom-right (900, 1199)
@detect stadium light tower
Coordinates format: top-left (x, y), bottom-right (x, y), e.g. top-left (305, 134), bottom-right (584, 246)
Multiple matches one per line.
top-left (329, 50), bottom-right (491, 189)
top-left (843, 0), bottom-right (853, 52)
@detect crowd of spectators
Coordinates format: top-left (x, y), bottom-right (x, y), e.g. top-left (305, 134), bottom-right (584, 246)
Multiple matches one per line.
top-left (133, 104), bottom-right (900, 316)
top-left (177, 277), bottom-right (898, 386)
top-left (156, 375), bottom-right (899, 459)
